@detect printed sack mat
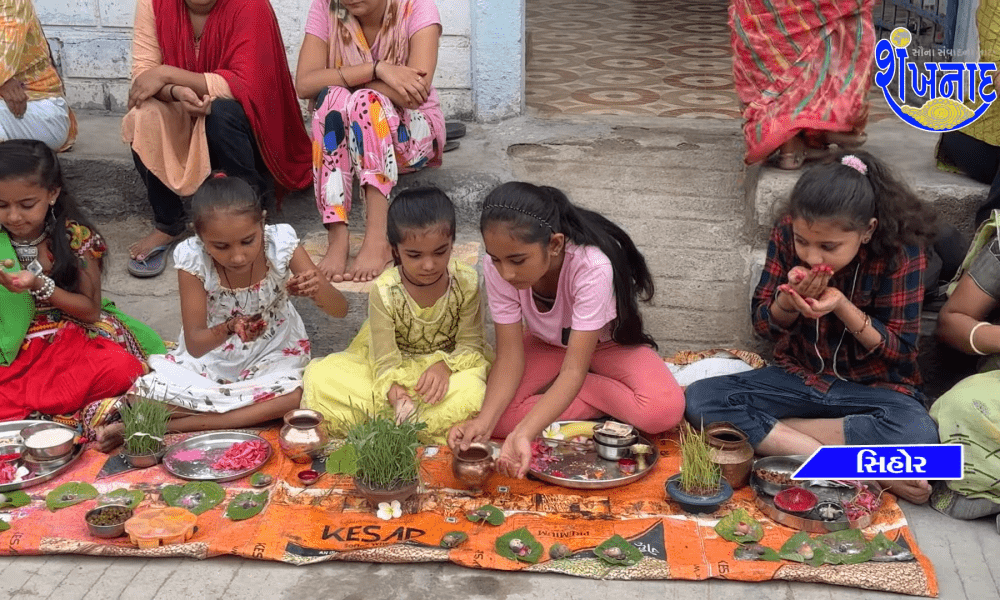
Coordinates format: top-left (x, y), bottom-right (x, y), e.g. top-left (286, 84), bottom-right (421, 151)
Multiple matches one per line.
top-left (0, 429), bottom-right (936, 596)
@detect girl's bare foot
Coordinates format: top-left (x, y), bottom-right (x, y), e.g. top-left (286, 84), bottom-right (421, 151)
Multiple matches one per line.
top-left (879, 479), bottom-right (932, 504)
top-left (129, 230), bottom-right (178, 261)
top-left (320, 223), bottom-right (350, 282)
top-left (94, 422), bottom-right (125, 453)
top-left (346, 235), bottom-right (393, 282)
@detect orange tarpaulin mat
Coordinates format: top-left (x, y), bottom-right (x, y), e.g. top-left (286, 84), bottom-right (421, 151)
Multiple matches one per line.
top-left (0, 429), bottom-right (937, 596)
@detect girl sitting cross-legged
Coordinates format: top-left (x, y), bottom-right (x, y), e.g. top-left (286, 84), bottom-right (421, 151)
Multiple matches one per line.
top-left (684, 152), bottom-right (941, 504)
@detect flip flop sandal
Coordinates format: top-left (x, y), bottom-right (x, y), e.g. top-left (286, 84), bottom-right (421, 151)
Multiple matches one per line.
top-left (127, 244), bottom-right (172, 278)
top-left (444, 140), bottom-right (460, 153)
top-left (774, 149), bottom-right (805, 170)
top-left (445, 121), bottom-right (466, 141)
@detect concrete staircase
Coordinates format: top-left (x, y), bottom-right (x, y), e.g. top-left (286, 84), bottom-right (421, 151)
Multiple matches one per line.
top-left (62, 112), bottom-right (989, 365)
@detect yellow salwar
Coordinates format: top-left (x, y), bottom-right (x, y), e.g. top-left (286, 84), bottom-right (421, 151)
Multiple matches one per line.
top-left (304, 260), bottom-right (491, 443)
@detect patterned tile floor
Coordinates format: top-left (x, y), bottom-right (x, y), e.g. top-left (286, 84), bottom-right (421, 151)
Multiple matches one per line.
top-left (525, 0), bottom-right (894, 122)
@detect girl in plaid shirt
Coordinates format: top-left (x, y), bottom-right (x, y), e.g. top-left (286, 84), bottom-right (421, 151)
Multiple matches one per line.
top-left (686, 151), bottom-right (940, 504)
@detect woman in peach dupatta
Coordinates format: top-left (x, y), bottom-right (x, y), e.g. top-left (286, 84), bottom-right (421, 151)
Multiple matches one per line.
top-left (732, 0), bottom-right (875, 169)
top-left (295, 0), bottom-right (444, 283)
top-left (122, 0), bottom-right (311, 277)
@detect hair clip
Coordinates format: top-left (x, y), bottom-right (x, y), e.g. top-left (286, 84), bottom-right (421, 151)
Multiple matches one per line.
top-left (840, 155), bottom-right (868, 175)
top-left (212, 172), bottom-right (227, 179)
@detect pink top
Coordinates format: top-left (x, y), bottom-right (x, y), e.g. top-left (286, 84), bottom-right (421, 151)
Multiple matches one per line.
top-left (304, 0), bottom-right (443, 122)
top-left (484, 242), bottom-right (617, 348)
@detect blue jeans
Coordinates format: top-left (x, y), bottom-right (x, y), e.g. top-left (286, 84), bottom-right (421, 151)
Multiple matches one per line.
top-left (684, 366), bottom-right (939, 447)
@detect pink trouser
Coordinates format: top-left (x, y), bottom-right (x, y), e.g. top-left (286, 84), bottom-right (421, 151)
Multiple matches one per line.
top-left (492, 335), bottom-right (686, 437)
top-left (310, 87), bottom-right (438, 224)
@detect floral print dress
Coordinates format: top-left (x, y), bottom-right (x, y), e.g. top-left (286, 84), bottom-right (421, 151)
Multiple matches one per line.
top-left (132, 224), bottom-right (310, 412)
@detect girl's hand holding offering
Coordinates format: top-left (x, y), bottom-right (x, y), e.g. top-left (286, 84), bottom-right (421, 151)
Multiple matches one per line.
top-left (287, 270), bottom-right (321, 299)
top-left (447, 417), bottom-right (493, 452)
top-left (0, 269), bottom-right (34, 294)
top-left (778, 283), bottom-right (844, 320)
top-left (497, 432), bottom-right (532, 479)
top-left (230, 314), bottom-right (266, 343)
top-left (414, 361), bottom-right (451, 405)
top-left (787, 264), bottom-right (833, 299)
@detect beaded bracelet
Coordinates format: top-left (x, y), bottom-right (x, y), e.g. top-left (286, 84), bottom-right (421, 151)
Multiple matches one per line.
top-left (969, 321), bottom-right (989, 356)
top-left (847, 313), bottom-right (871, 336)
top-left (30, 275), bottom-right (55, 301)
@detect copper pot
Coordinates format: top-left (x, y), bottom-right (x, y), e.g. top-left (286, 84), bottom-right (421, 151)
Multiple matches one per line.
top-left (451, 443), bottom-right (495, 489)
top-left (278, 409), bottom-right (329, 464)
top-left (705, 422), bottom-right (754, 489)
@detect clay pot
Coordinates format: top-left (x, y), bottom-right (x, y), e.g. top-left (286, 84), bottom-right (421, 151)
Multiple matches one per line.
top-left (451, 443), bottom-right (495, 489)
top-left (278, 409), bottom-right (329, 464)
top-left (705, 422), bottom-right (754, 489)
top-left (354, 477), bottom-right (418, 508)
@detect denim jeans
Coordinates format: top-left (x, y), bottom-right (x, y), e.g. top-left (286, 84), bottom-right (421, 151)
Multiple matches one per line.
top-left (132, 99), bottom-right (272, 236)
top-left (684, 365), bottom-right (940, 447)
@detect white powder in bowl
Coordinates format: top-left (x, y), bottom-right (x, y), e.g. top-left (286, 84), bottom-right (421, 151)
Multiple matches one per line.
top-left (25, 428), bottom-right (75, 449)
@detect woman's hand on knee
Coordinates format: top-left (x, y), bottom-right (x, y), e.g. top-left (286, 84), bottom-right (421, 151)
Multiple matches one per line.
top-left (174, 87), bottom-right (211, 117)
top-left (129, 67), bottom-right (167, 109)
top-left (376, 63), bottom-right (429, 108)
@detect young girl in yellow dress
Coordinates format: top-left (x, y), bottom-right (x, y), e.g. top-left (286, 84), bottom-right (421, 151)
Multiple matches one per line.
top-left (304, 187), bottom-right (491, 442)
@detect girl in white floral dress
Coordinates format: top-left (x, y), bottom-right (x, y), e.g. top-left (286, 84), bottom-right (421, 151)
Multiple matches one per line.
top-left (130, 174), bottom-right (348, 432)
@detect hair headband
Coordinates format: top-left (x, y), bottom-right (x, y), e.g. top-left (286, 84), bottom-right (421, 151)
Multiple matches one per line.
top-left (841, 155), bottom-right (868, 175)
top-left (484, 203), bottom-right (555, 232)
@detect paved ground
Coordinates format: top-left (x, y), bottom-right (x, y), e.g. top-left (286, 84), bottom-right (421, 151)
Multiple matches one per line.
top-left (4, 112), bottom-right (999, 599)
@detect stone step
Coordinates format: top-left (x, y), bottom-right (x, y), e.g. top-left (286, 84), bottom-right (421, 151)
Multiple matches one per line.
top-left (749, 119), bottom-right (990, 238)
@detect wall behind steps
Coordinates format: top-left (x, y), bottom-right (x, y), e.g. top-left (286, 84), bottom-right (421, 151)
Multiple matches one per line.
top-left (33, 0), bottom-right (473, 119)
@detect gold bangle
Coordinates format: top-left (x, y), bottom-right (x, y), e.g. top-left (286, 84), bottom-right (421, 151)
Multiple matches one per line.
top-left (847, 313), bottom-right (871, 336)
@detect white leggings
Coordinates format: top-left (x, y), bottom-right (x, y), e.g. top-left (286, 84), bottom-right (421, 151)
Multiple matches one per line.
top-left (0, 96), bottom-right (71, 150)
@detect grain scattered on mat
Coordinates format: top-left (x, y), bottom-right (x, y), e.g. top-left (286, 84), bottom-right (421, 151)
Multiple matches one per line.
top-left (776, 561), bottom-right (930, 597)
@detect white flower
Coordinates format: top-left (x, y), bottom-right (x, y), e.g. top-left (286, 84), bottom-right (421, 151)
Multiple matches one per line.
top-left (542, 423), bottom-right (564, 440)
top-left (376, 500), bottom-right (402, 520)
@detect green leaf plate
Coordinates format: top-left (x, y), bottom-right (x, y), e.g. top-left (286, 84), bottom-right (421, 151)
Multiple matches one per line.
top-left (161, 481), bottom-right (226, 515)
top-left (46, 482), bottom-right (98, 511)
top-left (495, 527), bottom-right (543, 564)
top-left (0, 491), bottom-right (31, 509)
top-left (466, 504), bottom-right (505, 525)
top-left (97, 489), bottom-right (144, 510)
top-left (715, 508), bottom-right (764, 543)
top-left (594, 534), bottom-right (643, 566)
top-left (225, 491), bottom-right (268, 520)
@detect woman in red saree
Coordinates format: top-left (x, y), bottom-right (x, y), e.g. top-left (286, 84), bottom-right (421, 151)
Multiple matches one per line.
top-left (731, 0), bottom-right (875, 169)
top-left (122, 0), bottom-right (312, 277)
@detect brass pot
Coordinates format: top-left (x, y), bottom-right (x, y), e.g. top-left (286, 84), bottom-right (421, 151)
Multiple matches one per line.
top-left (451, 443), bottom-right (495, 489)
top-left (705, 422), bottom-right (754, 489)
top-left (278, 409), bottom-right (329, 464)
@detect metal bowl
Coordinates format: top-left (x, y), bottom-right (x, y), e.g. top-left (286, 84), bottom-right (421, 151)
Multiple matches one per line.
top-left (595, 440), bottom-right (635, 461)
top-left (85, 504), bottom-right (133, 539)
top-left (751, 455), bottom-right (807, 497)
top-left (593, 428), bottom-right (637, 448)
top-left (20, 423), bottom-right (76, 461)
top-left (0, 444), bottom-right (23, 461)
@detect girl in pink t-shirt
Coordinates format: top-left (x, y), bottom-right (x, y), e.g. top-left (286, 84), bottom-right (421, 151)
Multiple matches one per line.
top-left (448, 182), bottom-right (686, 478)
top-left (295, 0), bottom-right (446, 284)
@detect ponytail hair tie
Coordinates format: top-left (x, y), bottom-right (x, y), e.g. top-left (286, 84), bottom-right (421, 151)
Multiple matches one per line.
top-left (841, 155), bottom-right (868, 175)
top-left (212, 172), bottom-right (227, 179)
